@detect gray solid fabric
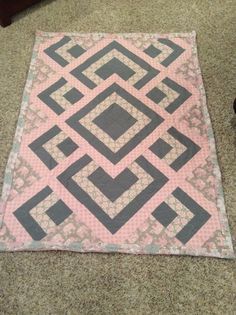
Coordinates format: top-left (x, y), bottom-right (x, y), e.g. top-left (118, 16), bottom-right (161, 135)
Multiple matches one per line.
top-left (173, 187), bottom-right (211, 244)
top-left (38, 78), bottom-right (68, 115)
top-left (14, 187), bottom-right (52, 240)
top-left (150, 138), bottom-right (173, 159)
top-left (162, 77), bottom-right (192, 113)
top-left (93, 103), bottom-right (137, 140)
top-left (88, 167), bottom-right (138, 202)
top-left (95, 57), bottom-right (135, 80)
top-left (152, 202), bottom-right (178, 227)
top-left (44, 36), bottom-right (72, 67)
top-left (57, 137), bottom-right (78, 157)
top-left (63, 88), bottom-right (84, 104)
top-left (168, 127), bottom-right (200, 171)
top-left (158, 38), bottom-right (185, 67)
top-left (67, 44), bottom-right (86, 58)
top-left (152, 188), bottom-right (211, 244)
top-left (29, 125), bottom-right (61, 170)
top-left (146, 87), bottom-right (166, 105)
top-left (66, 83), bottom-right (163, 164)
top-left (149, 127), bottom-right (200, 171)
top-left (45, 200), bottom-right (73, 225)
top-left (144, 44), bottom-right (162, 58)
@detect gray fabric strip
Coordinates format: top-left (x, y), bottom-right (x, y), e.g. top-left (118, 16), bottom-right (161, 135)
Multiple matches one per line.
top-left (29, 126), bottom-right (61, 170)
top-left (163, 77), bottom-right (192, 114)
top-left (168, 127), bottom-right (200, 171)
top-left (14, 186), bottom-right (52, 240)
top-left (173, 187), bottom-right (211, 244)
top-left (38, 78), bottom-right (68, 115)
top-left (158, 38), bottom-right (185, 67)
top-left (44, 36), bottom-right (71, 67)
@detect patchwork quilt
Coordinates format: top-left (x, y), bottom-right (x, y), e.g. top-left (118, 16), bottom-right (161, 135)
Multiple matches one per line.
top-left (0, 31), bottom-right (234, 258)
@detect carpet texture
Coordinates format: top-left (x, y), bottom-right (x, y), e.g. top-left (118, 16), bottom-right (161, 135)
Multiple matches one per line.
top-left (0, 0), bottom-right (235, 313)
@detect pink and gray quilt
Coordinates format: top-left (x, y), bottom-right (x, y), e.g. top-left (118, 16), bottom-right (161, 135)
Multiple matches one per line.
top-left (0, 31), bottom-right (234, 258)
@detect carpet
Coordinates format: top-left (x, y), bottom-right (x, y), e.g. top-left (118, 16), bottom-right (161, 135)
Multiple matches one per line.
top-left (0, 1), bottom-right (235, 314)
top-left (0, 31), bottom-right (234, 258)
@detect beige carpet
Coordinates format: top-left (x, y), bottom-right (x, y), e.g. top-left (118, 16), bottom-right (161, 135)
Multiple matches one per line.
top-left (0, 0), bottom-right (235, 314)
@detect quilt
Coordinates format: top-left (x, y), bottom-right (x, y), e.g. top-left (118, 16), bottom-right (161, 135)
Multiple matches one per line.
top-left (0, 31), bottom-right (234, 258)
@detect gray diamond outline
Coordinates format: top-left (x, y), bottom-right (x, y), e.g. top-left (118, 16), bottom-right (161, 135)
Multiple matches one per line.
top-left (66, 83), bottom-right (164, 164)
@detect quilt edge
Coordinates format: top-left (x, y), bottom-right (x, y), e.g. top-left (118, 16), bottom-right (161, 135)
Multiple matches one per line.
top-left (191, 34), bottom-right (235, 257)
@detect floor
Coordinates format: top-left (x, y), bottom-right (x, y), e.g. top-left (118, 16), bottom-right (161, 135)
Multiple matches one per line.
top-left (0, 0), bottom-right (235, 314)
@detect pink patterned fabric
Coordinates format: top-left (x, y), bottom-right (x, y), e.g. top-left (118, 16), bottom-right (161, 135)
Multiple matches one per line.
top-left (0, 31), bottom-right (234, 258)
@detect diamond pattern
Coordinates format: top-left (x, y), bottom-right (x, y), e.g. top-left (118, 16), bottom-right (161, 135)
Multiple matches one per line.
top-left (150, 127), bottom-right (200, 171)
top-left (44, 36), bottom-right (86, 67)
top-left (14, 187), bottom-right (73, 240)
top-left (38, 78), bottom-right (83, 115)
top-left (29, 126), bottom-right (78, 169)
top-left (153, 188), bottom-right (211, 244)
top-left (144, 38), bottom-right (185, 67)
top-left (146, 77), bottom-right (192, 113)
top-left (66, 83), bottom-right (163, 164)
